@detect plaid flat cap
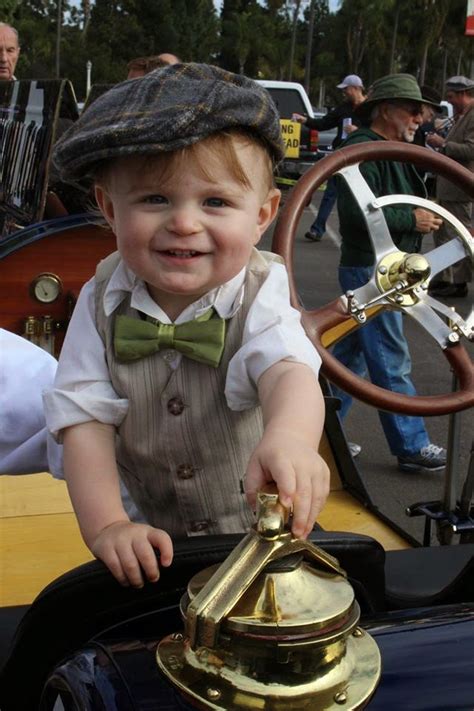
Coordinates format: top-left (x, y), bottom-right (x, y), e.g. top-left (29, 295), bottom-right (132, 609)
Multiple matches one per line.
top-left (445, 75), bottom-right (474, 92)
top-left (54, 63), bottom-right (285, 180)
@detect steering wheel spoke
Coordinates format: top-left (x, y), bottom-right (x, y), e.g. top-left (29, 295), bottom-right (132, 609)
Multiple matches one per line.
top-left (420, 293), bottom-right (474, 342)
top-left (424, 239), bottom-right (471, 278)
top-left (337, 164), bottom-right (396, 258)
top-left (405, 300), bottom-right (460, 348)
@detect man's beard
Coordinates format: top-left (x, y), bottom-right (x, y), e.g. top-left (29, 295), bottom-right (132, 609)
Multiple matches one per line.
top-left (392, 115), bottom-right (417, 143)
top-left (402, 128), bottom-right (416, 143)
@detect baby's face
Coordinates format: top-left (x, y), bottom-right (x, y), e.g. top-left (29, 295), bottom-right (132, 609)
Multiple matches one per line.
top-left (96, 136), bottom-right (280, 319)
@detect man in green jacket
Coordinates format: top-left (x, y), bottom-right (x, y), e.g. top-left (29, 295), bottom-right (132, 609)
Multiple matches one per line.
top-left (333, 74), bottom-right (447, 473)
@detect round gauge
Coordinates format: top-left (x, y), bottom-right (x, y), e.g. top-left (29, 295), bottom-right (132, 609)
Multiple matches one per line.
top-left (30, 273), bottom-right (62, 303)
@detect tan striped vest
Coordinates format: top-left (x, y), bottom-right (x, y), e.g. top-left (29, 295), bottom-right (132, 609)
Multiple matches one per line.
top-left (95, 248), bottom-right (282, 538)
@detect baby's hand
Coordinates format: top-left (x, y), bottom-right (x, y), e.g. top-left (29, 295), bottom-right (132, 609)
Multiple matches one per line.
top-left (244, 431), bottom-right (330, 539)
top-left (91, 521), bottom-right (173, 588)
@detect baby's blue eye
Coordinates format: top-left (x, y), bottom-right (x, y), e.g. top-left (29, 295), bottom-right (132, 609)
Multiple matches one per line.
top-left (144, 194), bottom-right (167, 204)
top-left (205, 197), bottom-right (227, 207)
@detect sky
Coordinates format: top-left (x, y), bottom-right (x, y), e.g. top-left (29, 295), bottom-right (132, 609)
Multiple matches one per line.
top-left (69, 0), bottom-right (341, 14)
top-left (213, 1), bottom-right (340, 11)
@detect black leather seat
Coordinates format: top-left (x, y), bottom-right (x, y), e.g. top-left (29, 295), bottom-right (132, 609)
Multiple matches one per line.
top-left (385, 543), bottom-right (474, 609)
top-left (2, 531), bottom-right (472, 710)
top-left (0, 604), bottom-right (28, 669)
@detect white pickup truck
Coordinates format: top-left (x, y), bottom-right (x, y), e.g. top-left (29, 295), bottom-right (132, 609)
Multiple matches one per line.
top-left (256, 80), bottom-right (320, 182)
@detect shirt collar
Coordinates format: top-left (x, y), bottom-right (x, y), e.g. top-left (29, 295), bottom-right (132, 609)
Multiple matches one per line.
top-left (102, 259), bottom-right (246, 324)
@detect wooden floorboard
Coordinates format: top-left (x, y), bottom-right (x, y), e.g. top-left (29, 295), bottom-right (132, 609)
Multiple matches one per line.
top-left (0, 512), bottom-right (93, 606)
top-left (0, 472), bottom-right (408, 607)
top-left (318, 490), bottom-right (410, 551)
top-left (0, 472), bottom-right (73, 518)
top-left (1, 474), bottom-right (92, 605)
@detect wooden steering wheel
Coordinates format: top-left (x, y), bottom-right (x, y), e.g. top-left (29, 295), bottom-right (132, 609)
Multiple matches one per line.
top-left (272, 141), bottom-right (474, 416)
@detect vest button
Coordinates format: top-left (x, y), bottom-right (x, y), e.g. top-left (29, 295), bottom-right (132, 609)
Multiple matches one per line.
top-left (190, 520), bottom-right (210, 532)
top-left (162, 349), bottom-right (177, 364)
top-left (177, 464), bottom-right (195, 479)
top-left (167, 397), bottom-right (185, 415)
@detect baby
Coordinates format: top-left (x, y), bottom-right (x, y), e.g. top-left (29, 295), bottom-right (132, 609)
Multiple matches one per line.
top-left (44, 63), bottom-right (329, 588)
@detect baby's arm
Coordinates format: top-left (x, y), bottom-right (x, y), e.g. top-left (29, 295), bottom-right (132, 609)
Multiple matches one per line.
top-left (63, 421), bottom-right (173, 587)
top-left (245, 361), bottom-right (329, 538)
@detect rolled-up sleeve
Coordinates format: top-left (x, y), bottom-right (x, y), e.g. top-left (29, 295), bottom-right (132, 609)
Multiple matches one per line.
top-left (43, 279), bottom-right (129, 440)
top-left (225, 263), bottom-right (321, 410)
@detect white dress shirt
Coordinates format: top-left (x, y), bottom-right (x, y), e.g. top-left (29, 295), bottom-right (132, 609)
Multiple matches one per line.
top-left (44, 256), bottom-right (321, 439)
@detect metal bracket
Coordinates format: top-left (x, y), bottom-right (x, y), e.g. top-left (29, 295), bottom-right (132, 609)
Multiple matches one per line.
top-left (406, 500), bottom-right (474, 547)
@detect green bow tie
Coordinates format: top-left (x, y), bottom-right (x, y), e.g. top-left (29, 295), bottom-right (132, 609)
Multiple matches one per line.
top-left (114, 309), bottom-right (226, 368)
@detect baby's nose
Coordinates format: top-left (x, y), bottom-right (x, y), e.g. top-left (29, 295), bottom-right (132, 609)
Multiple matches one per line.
top-left (167, 208), bottom-right (201, 235)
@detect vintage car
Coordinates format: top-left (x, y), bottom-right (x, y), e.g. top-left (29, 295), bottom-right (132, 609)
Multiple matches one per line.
top-left (0, 79), bottom-right (473, 710)
top-left (0, 78), bottom-right (117, 355)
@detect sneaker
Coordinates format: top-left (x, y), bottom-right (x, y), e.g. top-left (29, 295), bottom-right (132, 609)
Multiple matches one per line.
top-left (305, 230), bottom-right (323, 242)
top-left (429, 282), bottom-right (468, 298)
top-left (397, 444), bottom-right (447, 473)
top-left (348, 442), bottom-right (361, 458)
top-left (427, 279), bottom-right (450, 294)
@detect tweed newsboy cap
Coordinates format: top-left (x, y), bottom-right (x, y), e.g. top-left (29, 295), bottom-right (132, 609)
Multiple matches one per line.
top-left (54, 63), bottom-right (285, 180)
top-left (445, 75), bottom-right (474, 92)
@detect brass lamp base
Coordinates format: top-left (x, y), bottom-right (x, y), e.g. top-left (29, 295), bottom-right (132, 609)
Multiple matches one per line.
top-left (156, 492), bottom-right (381, 710)
top-left (158, 624), bottom-right (380, 710)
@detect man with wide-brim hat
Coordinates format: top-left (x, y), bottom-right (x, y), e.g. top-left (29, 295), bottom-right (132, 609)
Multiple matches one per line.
top-left (332, 73), bottom-right (447, 474)
top-left (426, 75), bottom-right (474, 298)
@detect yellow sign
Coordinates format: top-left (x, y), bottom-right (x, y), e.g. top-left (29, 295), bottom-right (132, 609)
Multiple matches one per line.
top-left (280, 119), bottom-right (301, 158)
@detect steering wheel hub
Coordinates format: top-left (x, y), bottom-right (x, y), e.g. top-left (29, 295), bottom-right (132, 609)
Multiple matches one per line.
top-left (375, 251), bottom-right (431, 307)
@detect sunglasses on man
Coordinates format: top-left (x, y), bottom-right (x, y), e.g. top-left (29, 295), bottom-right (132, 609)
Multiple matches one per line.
top-left (388, 101), bottom-right (424, 117)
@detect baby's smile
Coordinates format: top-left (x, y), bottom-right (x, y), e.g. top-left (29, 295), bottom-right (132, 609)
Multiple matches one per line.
top-left (160, 248), bottom-right (205, 259)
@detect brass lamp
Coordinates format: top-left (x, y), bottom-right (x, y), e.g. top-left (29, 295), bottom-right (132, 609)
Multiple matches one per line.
top-left (157, 492), bottom-right (381, 709)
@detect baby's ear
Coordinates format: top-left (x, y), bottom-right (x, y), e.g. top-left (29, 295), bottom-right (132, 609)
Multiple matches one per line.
top-left (95, 184), bottom-right (116, 229)
top-left (255, 188), bottom-right (281, 241)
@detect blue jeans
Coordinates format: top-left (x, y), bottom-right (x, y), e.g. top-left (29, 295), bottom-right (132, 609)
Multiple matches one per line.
top-left (331, 266), bottom-right (430, 457)
top-left (310, 176), bottom-right (338, 236)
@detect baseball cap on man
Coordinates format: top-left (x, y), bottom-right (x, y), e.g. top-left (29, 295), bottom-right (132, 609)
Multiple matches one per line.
top-left (53, 63), bottom-right (285, 181)
top-left (337, 74), bottom-right (363, 89)
top-left (445, 75), bottom-right (474, 92)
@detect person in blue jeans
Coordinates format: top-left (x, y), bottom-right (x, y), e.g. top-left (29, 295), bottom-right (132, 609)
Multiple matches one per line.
top-left (293, 74), bottom-right (366, 241)
top-left (333, 73), bottom-right (447, 473)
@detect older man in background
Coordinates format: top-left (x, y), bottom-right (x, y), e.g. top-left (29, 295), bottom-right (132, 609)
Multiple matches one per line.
top-left (0, 23), bottom-right (20, 80)
top-left (333, 74), bottom-right (447, 473)
top-left (426, 75), bottom-right (474, 298)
